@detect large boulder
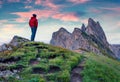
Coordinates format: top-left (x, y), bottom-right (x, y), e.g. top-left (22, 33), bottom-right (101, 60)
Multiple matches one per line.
top-left (10, 36), bottom-right (29, 47)
top-left (0, 36), bottom-right (29, 52)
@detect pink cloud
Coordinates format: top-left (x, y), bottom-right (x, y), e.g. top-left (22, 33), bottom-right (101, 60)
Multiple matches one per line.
top-left (52, 13), bottom-right (79, 22)
top-left (0, 20), bottom-right (8, 24)
top-left (35, 0), bottom-right (42, 5)
top-left (7, 0), bottom-right (20, 2)
top-left (15, 18), bottom-right (27, 23)
top-left (45, 0), bottom-right (61, 10)
top-left (12, 10), bottom-right (80, 22)
top-left (68, 0), bottom-right (90, 4)
top-left (11, 10), bottom-right (55, 22)
top-left (35, 0), bottom-right (61, 10)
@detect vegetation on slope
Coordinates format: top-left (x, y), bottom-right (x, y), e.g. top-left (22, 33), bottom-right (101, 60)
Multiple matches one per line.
top-left (0, 42), bottom-right (83, 82)
top-left (0, 42), bottom-right (120, 82)
top-left (82, 53), bottom-right (120, 82)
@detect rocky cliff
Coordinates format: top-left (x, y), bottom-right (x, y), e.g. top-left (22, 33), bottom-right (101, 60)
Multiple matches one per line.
top-left (0, 36), bottom-right (29, 52)
top-left (50, 18), bottom-right (119, 59)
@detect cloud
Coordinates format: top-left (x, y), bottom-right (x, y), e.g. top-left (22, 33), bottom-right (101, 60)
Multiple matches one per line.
top-left (0, 24), bottom-right (27, 45)
top-left (98, 7), bottom-right (120, 16)
top-left (12, 10), bottom-right (54, 22)
top-left (88, 7), bottom-right (120, 18)
top-left (107, 33), bottom-right (120, 44)
top-left (45, 0), bottom-right (61, 9)
top-left (117, 22), bottom-right (120, 27)
top-left (0, 20), bottom-right (8, 24)
top-left (52, 13), bottom-right (79, 22)
top-left (101, 7), bottom-right (120, 13)
top-left (89, 8), bottom-right (102, 13)
top-left (11, 12), bottom-right (32, 23)
top-left (0, 1), bottom-right (2, 4)
top-left (68, 0), bottom-right (91, 4)
top-left (80, 18), bottom-right (88, 25)
top-left (25, 6), bottom-right (32, 9)
top-left (7, 0), bottom-right (20, 2)
top-left (24, 0), bottom-right (32, 4)
top-left (0, 1), bottom-right (2, 8)
top-left (35, 0), bottom-right (61, 10)
top-left (35, 0), bottom-right (42, 5)
top-left (12, 9), bottom-right (80, 22)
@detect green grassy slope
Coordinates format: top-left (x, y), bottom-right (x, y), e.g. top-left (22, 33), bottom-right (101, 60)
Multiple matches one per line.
top-left (0, 42), bottom-right (83, 82)
top-left (82, 53), bottom-right (120, 82)
top-left (0, 42), bottom-right (120, 82)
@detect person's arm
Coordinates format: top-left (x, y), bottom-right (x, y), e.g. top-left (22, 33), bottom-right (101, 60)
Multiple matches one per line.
top-left (35, 19), bottom-right (38, 27)
top-left (29, 19), bottom-right (31, 27)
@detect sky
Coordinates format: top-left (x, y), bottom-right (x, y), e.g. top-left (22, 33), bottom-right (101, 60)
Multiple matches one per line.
top-left (0, 0), bottom-right (120, 45)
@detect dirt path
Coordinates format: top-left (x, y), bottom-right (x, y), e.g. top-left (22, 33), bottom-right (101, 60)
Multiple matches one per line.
top-left (70, 60), bottom-right (85, 82)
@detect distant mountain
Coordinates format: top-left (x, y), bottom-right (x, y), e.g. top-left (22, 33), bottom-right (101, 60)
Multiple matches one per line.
top-left (50, 18), bottom-right (120, 59)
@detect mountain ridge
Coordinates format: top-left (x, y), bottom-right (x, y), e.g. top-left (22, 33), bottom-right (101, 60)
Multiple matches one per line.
top-left (50, 18), bottom-right (120, 59)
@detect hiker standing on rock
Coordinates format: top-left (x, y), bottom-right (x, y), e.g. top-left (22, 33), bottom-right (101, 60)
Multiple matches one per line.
top-left (29, 14), bottom-right (38, 41)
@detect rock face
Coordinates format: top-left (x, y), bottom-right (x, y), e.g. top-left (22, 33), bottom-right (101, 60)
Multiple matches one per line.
top-left (50, 18), bottom-right (118, 59)
top-left (86, 18), bottom-right (109, 47)
top-left (50, 28), bottom-right (72, 49)
top-left (10, 36), bottom-right (29, 47)
top-left (110, 45), bottom-right (120, 59)
top-left (0, 36), bottom-right (29, 52)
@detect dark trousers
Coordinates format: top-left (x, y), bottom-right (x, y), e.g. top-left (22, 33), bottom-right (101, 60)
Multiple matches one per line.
top-left (31, 27), bottom-right (37, 41)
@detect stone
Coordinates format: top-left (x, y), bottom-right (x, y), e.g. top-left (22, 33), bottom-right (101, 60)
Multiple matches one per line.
top-left (0, 44), bottom-right (8, 51)
top-left (0, 35), bottom-right (29, 52)
top-left (10, 35), bottom-right (29, 47)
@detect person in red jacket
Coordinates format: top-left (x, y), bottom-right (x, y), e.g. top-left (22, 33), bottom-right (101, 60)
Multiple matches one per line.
top-left (29, 14), bottom-right (38, 41)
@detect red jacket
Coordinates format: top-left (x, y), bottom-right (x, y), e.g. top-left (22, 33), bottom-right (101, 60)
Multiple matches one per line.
top-left (29, 17), bottom-right (38, 28)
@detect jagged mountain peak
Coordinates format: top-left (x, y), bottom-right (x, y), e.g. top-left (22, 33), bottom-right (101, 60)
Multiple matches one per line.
top-left (81, 24), bottom-right (86, 32)
top-left (50, 18), bottom-right (119, 59)
top-left (58, 27), bottom-right (69, 32)
top-left (86, 18), bottom-right (109, 47)
top-left (88, 18), bottom-right (96, 26)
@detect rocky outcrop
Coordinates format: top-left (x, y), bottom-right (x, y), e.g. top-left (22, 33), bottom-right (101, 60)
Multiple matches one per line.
top-left (110, 45), bottom-right (120, 59)
top-left (10, 36), bottom-right (29, 47)
top-left (0, 44), bottom-right (12, 52)
top-left (0, 36), bottom-right (29, 52)
top-left (86, 18), bottom-right (109, 47)
top-left (50, 28), bottom-right (73, 49)
top-left (50, 18), bottom-right (118, 59)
